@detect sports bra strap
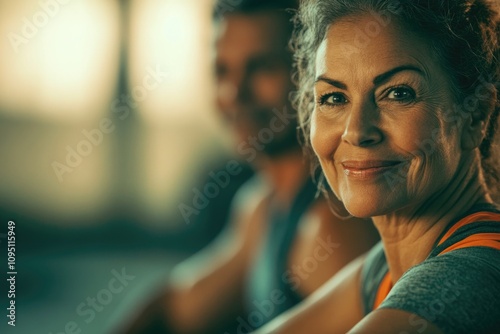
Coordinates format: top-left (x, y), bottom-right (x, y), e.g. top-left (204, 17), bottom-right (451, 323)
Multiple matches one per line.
top-left (372, 211), bottom-right (500, 310)
top-left (373, 271), bottom-right (393, 310)
top-left (436, 212), bottom-right (500, 246)
top-left (438, 233), bottom-right (500, 255)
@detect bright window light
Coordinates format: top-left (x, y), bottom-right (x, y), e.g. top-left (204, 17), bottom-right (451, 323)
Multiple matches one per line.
top-left (0, 0), bottom-right (121, 122)
top-left (128, 0), bottom-right (215, 124)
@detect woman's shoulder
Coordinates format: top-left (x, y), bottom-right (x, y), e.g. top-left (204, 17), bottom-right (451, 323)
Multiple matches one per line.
top-left (382, 247), bottom-right (500, 333)
top-left (410, 246), bottom-right (500, 280)
top-left (378, 203), bottom-right (500, 333)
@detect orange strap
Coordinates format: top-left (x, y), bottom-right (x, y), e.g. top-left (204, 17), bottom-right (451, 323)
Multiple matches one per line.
top-left (373, 271), bottom-right (393, 310)
top-left (438, 233), bottom-right (500, 254)
top-left (372, 211), bottom-right (500, 310)
top-left (437, 212), bottom-right (500, 246)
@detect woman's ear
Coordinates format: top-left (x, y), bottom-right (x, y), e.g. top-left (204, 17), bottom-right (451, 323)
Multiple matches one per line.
top-left (461, 88), bottom-right (497, 150)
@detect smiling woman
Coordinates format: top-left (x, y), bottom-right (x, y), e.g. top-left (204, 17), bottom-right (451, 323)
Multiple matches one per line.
top-left (255, 0), bottom-right (500, 333)
top-left (311, 16), bottom-right (467, 218)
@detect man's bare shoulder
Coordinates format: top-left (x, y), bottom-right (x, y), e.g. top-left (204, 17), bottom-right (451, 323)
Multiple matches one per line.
top-left (231, 175), bottom-right (273, 222)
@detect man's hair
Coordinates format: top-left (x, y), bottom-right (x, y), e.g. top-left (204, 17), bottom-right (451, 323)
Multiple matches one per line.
top-left (213, 0), bottom-right (299, 20)
top-left (213, 0), bottom-right (301, 59)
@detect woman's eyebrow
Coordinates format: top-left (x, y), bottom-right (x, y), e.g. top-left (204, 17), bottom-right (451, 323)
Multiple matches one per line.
top-left (314, 76), bottom-right (347, 89)
top-left (373, 65), bottom-right (425, 85)
top-left (315, 64), bottom-right (425, 90)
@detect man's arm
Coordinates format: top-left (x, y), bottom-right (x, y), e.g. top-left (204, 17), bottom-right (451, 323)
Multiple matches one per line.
top-left (255, 254), bottom-right (367, 334)
top-left (288, 199), bottom-right (379, 297)
top-left (253, 258), bottom-right (443, 334)
top-left (347, 309), bottom-right (443, 334)
top-left (118, 234), bottom-right (249, 334)
top-left (119, 181), bottom-right (270, 334)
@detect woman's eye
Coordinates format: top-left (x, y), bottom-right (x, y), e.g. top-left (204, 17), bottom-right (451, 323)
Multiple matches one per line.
top-left (319, 93), bottom-right (348, 106)
top-left (387, 87), bottom-right (416, 101)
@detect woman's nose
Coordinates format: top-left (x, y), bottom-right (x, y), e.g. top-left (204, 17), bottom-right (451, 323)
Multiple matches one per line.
top-left (341, 100), bottom-right (383, 147)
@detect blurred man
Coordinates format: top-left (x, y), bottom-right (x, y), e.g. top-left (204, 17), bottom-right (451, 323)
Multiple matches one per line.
top-left (121, 1), bottom-right (379, 333)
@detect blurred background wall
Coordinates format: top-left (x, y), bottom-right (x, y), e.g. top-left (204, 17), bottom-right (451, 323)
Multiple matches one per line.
top-left (0, 1), bottom-right (237, 333)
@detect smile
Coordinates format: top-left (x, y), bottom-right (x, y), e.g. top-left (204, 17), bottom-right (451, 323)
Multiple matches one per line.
top-left (341, 160), bottom-right (403, 180)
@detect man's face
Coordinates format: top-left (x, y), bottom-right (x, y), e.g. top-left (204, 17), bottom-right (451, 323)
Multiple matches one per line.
top-left (215, 12), bottom-right (298, 157)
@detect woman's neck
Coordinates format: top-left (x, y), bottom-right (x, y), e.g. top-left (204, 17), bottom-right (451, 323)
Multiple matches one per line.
top-left (372, 157), bottom-right (491, 283)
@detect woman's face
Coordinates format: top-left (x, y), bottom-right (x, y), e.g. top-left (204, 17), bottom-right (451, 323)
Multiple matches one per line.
top-left (312, 15), bottom-right (467, 218)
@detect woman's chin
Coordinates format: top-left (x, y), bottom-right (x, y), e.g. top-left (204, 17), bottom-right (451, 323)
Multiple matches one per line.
top-left (340, 186), bottom-right (408, 219)
top-left (343, 202), bottom-right (375, 218)
top-left (343, 197), bottom-right (395, 219)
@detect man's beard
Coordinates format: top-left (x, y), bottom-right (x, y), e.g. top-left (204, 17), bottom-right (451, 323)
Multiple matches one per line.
top-left (235, 105), bottom-right (301, 158)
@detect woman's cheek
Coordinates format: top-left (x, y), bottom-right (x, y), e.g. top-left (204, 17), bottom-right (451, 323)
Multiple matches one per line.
top-left (310, 111), bottom-right (341, 159)
top-left (311, 114), bottom-right (344, 200)
top-left (310, 112), bottom-right (323, 158)
top-left (326, 165), bottom-right (342, 200)
top-left (402, 116), bottom-right (459, 199)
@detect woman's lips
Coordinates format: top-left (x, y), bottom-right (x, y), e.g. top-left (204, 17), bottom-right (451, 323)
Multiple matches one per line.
top-left (341, 160), bottom-right (403, 179)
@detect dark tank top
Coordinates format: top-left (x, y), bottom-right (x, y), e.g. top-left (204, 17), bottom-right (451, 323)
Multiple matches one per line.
top-left (245, 178), bottom-right (318, 328)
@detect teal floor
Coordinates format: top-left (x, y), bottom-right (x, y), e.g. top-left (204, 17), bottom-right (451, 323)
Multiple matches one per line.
top-left (2, 250), bottom-right (185, 334)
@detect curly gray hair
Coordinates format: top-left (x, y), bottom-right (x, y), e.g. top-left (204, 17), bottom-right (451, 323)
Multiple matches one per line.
top-left (291, 0), bottom-right (500, 199)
